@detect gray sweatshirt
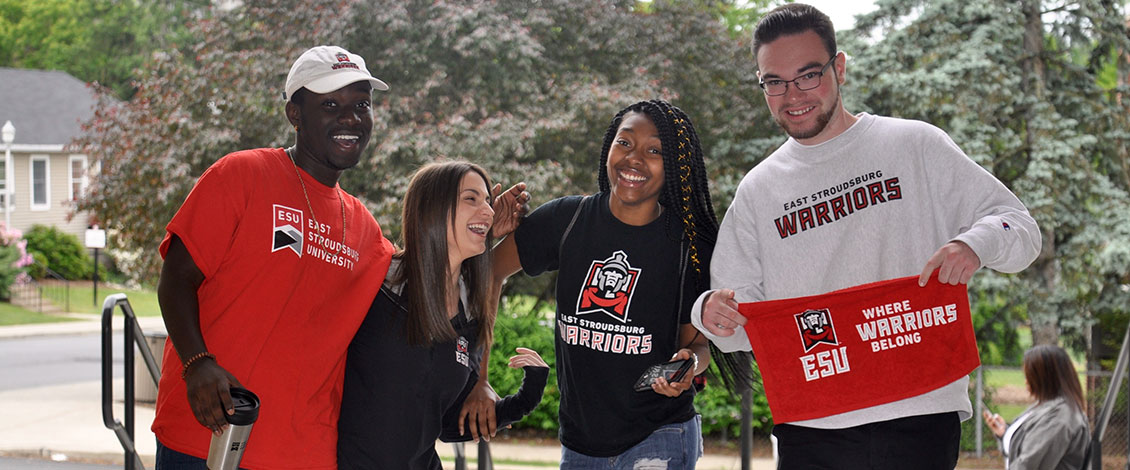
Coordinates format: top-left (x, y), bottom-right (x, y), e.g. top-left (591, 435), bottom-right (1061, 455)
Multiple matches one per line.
top-left (693, 113), bottom-right (1041, 429)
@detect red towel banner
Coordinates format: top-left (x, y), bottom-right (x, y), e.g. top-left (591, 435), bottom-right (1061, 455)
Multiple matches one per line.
top-left (738, 275), bottom-right (980, 423)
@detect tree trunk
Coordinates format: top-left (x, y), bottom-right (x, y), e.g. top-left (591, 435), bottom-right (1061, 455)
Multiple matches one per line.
top-left (1021, 0), bottom-right (1059, 346)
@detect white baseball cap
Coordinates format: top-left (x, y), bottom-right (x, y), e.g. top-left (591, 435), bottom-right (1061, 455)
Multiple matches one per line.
top-left (284, 45), bottom-right (389, 102)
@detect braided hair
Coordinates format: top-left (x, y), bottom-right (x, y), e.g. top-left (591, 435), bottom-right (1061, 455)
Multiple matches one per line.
top-left (598, 99), bottom-right (754, 391)
top-left (597, 99), bottom-right (718, 291)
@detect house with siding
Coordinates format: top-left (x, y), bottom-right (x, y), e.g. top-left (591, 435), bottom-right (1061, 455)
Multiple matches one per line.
top-left (0, 67), bottom-right (97, 240)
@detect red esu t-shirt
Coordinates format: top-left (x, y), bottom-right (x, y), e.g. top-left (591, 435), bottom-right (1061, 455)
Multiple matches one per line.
top-left (152, 148), bottom-right (393, 469)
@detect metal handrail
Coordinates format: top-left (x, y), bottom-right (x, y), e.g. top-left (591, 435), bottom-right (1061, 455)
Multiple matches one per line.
top-left (99, 289), bottom-right (495, 470)
top-left (1094, 325), bottom-right (1130, 442)
top-left (38, 264), bottom-right (70, 312)
top-left (450, 423), bottom-right (494, 469)
top-left (11, 262), bottom-right (71, 313)
top-left (1089, 325), bottom-right (1130, 470)
top-left (101, 293), bottom-right (161, 470)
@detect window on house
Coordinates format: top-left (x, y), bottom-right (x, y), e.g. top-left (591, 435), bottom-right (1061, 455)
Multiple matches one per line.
top-left (69, 156), bottom-right (88, 201)
top-left (31, 156), bottom-right (49, 210)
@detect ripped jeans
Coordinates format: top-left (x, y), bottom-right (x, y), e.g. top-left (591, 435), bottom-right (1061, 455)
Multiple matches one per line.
top-left (560, 415), bottom-right (702, 470)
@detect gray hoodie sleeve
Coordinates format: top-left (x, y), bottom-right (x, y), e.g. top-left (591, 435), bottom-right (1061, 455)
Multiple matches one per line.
top-left (921, 125), bottom-right (1041, 273)
top-left (690, 178), bottom-right (761, 353)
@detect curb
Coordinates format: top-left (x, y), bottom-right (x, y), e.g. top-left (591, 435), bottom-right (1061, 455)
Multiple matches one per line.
top-left (0, 314), bottom-right (166, 339)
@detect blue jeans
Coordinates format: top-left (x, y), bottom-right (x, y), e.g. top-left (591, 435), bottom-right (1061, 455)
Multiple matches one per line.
top-left (560, 415), bottom-right (703, 470)
top-left (155, 440), bottom-right (209, 470)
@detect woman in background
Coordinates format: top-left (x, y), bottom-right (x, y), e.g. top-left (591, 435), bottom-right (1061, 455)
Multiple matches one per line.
top-left (983, 344), bottom-right (1089, 470)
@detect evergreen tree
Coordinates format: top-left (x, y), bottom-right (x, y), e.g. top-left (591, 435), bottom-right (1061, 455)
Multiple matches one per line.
top-left (845, 0), bottom-right (1130, 348)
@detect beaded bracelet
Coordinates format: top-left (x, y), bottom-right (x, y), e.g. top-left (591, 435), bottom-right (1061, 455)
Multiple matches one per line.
top-left (181, 351), bottom-right (216, 379)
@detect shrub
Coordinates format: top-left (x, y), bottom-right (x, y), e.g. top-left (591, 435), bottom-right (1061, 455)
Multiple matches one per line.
top-left (23, 225), bottom-right (92, 280)
top-left (26, 252), bottom-right (47, 279)
top-left (0, 225), bottom-right (34, 299)
top-left (489, 296), bottom-right (559, 432)
top-left (695, 364), bottom-right (773, 438)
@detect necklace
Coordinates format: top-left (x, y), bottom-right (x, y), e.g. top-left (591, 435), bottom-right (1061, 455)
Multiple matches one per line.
top-left (286, 148), bottom-right (346, 255)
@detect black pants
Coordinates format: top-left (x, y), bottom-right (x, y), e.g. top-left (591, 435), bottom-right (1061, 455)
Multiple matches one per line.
top-left (772, 412), bottom-right (960, 470)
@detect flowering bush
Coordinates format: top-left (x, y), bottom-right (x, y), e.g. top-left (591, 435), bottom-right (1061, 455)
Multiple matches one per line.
top-left (0, 224), bottom-right (35, 300)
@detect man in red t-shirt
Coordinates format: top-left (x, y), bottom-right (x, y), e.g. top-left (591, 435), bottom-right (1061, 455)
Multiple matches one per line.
top-left (153, 45), bottom-right (395, 469)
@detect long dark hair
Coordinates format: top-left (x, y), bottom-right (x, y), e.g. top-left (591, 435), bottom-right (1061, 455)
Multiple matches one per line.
top-left (598, 99), bottom-right (753, 390)
top-left (1024, 344), bottom-right (1085, 412)
top-left (393, 161), bottom-right (493, 348)
top-left (597, 99), bottom-right (718, 288)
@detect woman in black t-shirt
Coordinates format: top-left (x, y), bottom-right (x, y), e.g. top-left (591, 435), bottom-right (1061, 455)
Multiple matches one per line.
top-left (337, 161), bottom-right (544, 470)
top-left (478, 100), bottom-right (747, 468)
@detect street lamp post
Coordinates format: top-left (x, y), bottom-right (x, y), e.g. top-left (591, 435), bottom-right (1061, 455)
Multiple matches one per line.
top-left (1, 120), bottom-right (13, 230)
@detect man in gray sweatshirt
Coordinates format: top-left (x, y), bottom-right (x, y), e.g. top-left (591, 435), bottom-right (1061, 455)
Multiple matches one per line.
top-left (691, 4), bottom-right (1042, 469)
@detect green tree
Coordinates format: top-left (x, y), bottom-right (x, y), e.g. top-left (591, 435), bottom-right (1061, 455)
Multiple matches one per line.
top-left (0, 0), bottom-right (208, 100)
top-left (75, 0), bottom-right (779, 283)
top-left (845, 0), bottom-right (1130, 349)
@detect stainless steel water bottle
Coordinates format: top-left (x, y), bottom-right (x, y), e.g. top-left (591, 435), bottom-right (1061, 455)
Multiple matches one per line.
top-left (206, 387), bottom-right (260, 470)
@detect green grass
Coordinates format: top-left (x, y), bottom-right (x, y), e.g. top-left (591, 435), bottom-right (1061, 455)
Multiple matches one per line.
top-left (983, 366), bottom-right (1087, 390)
top-left (993, 403), bottom-right (1029, 422)
top-left (42, 283), bottom-right (162, 316)
top-left (983, 368), bottom-right (1026, 388)
top-left (0, 301), bottom-right (81, 326)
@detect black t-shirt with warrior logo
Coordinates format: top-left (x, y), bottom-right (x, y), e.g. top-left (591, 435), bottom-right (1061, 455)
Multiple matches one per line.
top-left (514, 192), bottom-right (704, 457)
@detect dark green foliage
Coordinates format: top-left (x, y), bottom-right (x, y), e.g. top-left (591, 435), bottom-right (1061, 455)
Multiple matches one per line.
top-left (24, 225), bottom-right (92, 280)
top-left (0, 0), bottom-right (209, 100)
top-left (694, 365), bottom-right (773, 437)
top-left (488, 297), bottom-right (559, 432)
top-left (972, 289), bottom-right (1025, 367)
top-left (25, 252), bottom-right (47, 279)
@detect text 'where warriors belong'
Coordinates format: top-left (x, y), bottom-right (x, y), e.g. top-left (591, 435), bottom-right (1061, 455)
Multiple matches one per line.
top-left (855, 299), bottom-right (958, 352)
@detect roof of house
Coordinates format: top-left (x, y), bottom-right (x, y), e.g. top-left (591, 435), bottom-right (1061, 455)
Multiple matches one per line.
top-left (0, 67), bottom-right (101, 147)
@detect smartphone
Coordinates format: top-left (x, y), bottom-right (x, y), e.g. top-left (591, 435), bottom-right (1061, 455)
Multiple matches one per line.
top-left (633, 359), bottom-right (694, 392)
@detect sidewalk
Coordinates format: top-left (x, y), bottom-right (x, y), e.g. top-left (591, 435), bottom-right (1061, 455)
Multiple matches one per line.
top-left (0, 317), bottom-right (774, 469)
top-left (0, 313), bottom-right (166, 339)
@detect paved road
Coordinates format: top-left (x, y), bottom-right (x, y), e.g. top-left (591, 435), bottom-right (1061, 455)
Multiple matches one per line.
top-left (0, 332), bottom-right (124, 391)
top-left (0, 327), bottom-right (159, 469)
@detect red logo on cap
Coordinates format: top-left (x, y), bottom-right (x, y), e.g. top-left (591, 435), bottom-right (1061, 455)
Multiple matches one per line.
top-left (335, 53), bottom-right (349, 62)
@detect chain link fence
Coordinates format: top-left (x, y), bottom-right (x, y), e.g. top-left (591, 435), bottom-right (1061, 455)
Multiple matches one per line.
top-left (1088, 366), bottom-right (1129, 470)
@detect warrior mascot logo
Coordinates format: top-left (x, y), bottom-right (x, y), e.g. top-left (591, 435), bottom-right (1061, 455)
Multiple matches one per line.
top-left (795, 308), bottom-right (839, 352)
top-left (576, 250), bottom-right (640, 322)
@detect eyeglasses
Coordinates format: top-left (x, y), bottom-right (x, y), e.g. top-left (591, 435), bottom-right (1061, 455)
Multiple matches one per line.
top-left (758, 57), bottom-right (836, 96)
